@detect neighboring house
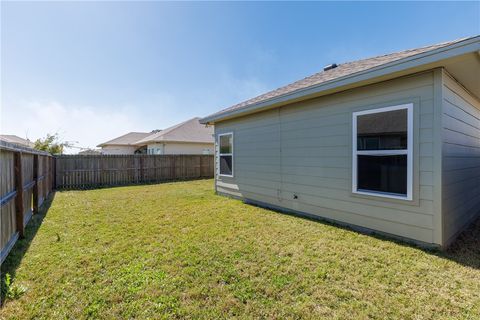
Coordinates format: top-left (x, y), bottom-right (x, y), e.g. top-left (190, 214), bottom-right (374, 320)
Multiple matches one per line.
top-left (0, 134), bottom-right (35, 148)
top-left (97, 132), bottom-right (152, 155)
top-left (136, 117), bottom-right (214, 155)
top-left (97, 118), bottom-right (214, 155)
top-left (201, 36), bottom-right (480, 248)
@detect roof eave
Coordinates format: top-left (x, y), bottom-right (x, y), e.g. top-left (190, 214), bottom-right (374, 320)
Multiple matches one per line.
top-left (134, 141), bottom-right (154, 145)
top-left (97, 143), bottom-right (140, 147)
top-left (200, 36), bottom-right (480, 125)
top-left (135, 139), bottom-right (213, 145)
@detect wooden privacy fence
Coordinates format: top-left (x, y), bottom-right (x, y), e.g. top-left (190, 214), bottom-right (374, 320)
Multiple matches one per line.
top-left (55, 154), bottom-right (214, 189)
top-left (0, 142), bottom-right (54, 264)
top-left (1, 152), bottom-right (213, 263)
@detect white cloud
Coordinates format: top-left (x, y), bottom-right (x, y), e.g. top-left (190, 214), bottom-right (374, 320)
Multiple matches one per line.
top-left (0, 101), bottom-right (144, 153)
top-left (0, 76), bottom-right (271, 154)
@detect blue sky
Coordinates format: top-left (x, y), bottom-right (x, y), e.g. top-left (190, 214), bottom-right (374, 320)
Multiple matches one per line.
top-left (1, 1), bottom-right (479, 152)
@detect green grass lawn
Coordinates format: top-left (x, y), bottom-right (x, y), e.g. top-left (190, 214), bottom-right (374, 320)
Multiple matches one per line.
top-left (1, 179), bottom-right (479, 319)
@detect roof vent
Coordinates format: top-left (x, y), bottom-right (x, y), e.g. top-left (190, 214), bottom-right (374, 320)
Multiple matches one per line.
top-left (323, 63), bottom-right (337, 71)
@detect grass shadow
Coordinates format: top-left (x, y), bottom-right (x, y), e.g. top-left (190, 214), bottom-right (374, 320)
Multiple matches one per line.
top-left (366, 217), bottom-right (480, 270)
top-left (442, 217), bottom-right (480, 269)
top-left (1, 192), bottom-right (55, 305)
top-left (56, 177), bottom-right (213, 191)
top-left (247, 200), bottom-right (480, 270)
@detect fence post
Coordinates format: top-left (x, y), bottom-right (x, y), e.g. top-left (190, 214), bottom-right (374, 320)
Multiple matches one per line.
top-left (14, 152), bottom-right (25, 238)
top-left (52, 157), bottom-right (56, 190)
top-left (134, 156), bottom-right (138, 184)
top-left (33, 154), bottom-right (39, 214)
top-left (198, 155), bottom-right (202, 178)
top-left (139, 156), bottom-right (144, 183)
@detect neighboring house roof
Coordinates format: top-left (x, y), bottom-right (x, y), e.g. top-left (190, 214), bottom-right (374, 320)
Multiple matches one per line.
top-left (0, 134), bottom-right (35, 148)
top-left (97, 132), bottom-right (151, 147)
top-left (201, 36), bottom-right (480, 124)
top-left (136, 118), bottom-right (214, 145)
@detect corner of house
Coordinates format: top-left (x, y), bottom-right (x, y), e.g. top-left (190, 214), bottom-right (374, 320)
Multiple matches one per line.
top-left (432, 67), bottom-right (444, 246)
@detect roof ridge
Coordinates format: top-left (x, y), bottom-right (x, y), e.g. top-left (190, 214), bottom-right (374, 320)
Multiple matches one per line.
top-left (153, 117), bottom-right (196, 136)
top-left (203, 36), bottom-right (477, 120)
top-left (97, 131), bottom-right (151, 147)
top-left (339, 37), bottom-right (468, 66)
top-left (136, 117), bottom-right (203, 144)
top-left (269, 37), bottom-right (469, 92)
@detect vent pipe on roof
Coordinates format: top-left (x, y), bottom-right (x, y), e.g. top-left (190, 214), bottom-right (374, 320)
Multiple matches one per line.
top-left (323, 63), bottom-right (338, 71)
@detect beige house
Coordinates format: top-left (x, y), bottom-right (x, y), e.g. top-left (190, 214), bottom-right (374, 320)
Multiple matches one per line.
top-left (201, 36), bottom-right (480, 248)
top-left (97, 132), bottom-right (152, 155)
top-left (0, 135), bottom-right (35, 148)
top-left (97, 118), bottom-right (214, 155)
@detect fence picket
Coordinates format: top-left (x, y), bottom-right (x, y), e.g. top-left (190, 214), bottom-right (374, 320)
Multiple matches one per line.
top-left (54, 154), bottom-right (214, 189)
top-left (0, 142), bottom-right (53, 264)
top-left (1, 146), bottom-right (214, 263)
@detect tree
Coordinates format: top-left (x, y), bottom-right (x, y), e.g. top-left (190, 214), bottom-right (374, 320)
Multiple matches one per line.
top-left (34, 133), bottom-right (72, 155)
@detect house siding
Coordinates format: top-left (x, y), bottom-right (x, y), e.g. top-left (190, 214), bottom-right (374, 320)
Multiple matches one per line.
top-left (215, 71), bottom-right (441, 245)
top-left (100, 143), bottom-right (214, 155)
top-left (100, 145), bottom-right (137, 155)
top-left (163, 142), bottom-right (214, 155)
top-left (441, 72), bottom-right (480, 245)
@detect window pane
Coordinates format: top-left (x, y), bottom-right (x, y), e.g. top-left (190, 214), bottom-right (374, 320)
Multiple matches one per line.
top-left (357, 109), bottom-right (407, 150)
top-left (357, 155), bottom-right (407, 195)
top-left (220, 155), bottom-right (233, 175)
top-left (220, 134), bottom-right (232, 154)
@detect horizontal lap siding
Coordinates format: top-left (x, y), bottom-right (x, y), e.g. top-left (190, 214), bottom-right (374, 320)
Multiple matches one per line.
top-left (100, 146), bottom-right (137, 155)
top-left (280, 73), bottom-right (435, 243)
top-left (442, 74), bottom-right (480, 244)
top-left (216, 72), bottom-right (438, 244)
top-left (163, 143), bottom-right (214, 155)
top-left (216, 109), bottom-right (282, 200)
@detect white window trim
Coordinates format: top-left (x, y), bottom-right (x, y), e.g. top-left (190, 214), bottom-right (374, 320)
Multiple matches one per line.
top-left (352, 103), bottom-right (413, 201)
top-left (218, 132), bottom-right (234, 177)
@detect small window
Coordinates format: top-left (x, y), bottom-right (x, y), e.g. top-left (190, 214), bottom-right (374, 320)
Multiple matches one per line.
top-left (148, 147), bottom-right (162, 155)
top-left (352, 104), bottom-right (413, 200)
top-left (218, 133), bottom-right (233, 177)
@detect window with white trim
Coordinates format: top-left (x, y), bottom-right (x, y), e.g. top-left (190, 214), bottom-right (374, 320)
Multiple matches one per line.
top-left (352, 104), bottom-right (413, 200)
top-left (218, 133), bottom-right (233, 177)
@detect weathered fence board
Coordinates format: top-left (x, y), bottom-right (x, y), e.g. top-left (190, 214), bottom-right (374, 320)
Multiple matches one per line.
top-left (22, 154), bottom-right (34, 227)
top-left (55, 154), bottom-right (214, 189)
top-left (1, 150), bottom-right (16, 261)
top-left (0, 141), bottom-right (54, 264)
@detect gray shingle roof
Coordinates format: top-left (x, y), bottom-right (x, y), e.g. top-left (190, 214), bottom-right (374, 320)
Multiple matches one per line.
top-left (97, 132), bottom-right (151, 147)
top-left (203, 38), bottom-right (469, 122)
top-left (136, 118), bottom-right (213, 144)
